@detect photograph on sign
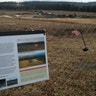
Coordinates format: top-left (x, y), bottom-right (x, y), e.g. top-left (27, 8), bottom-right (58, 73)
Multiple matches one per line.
top-left (18, 36), bottom-right (46, 68)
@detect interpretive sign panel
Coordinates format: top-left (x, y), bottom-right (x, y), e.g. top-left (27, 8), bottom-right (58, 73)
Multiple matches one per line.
top-left (0, 30), bottom-right (49, 90)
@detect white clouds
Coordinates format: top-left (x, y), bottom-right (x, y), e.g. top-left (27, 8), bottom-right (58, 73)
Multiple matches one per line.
top-left (0, 0), bottom-right (23, 2)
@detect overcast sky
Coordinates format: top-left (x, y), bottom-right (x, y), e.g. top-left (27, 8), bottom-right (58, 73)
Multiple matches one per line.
top-left (0, 0), bottom-right (96, 2)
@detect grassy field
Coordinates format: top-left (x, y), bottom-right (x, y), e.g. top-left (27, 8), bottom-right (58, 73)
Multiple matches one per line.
top-left (0, 11), bottom-right (96, 96)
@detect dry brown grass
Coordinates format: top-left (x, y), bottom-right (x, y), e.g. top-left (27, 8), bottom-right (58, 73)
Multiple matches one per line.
top-left (0, 11), bottom-right (96, 96)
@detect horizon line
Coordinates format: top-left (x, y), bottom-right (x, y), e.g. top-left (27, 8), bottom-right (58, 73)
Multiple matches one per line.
top-left (0, 1), bottom-right (96, 3)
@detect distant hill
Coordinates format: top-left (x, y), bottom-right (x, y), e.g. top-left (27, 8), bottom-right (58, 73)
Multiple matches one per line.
top-left (0, 1), bottom-right (96, 12)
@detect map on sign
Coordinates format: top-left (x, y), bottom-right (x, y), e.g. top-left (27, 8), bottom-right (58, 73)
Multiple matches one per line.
top-left (0, 30), bottom-right (49, 90)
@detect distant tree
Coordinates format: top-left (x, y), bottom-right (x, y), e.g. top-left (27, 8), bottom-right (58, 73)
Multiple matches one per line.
top-left (0, 1), bottom-right (96, 12)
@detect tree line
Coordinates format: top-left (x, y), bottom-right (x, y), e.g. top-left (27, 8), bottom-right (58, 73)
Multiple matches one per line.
top-left (0, 1), bottom-right (96, 12)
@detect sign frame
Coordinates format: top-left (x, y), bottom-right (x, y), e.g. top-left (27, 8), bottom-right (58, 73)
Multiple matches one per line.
top-left (0, 30), bottom-right (49, 90)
